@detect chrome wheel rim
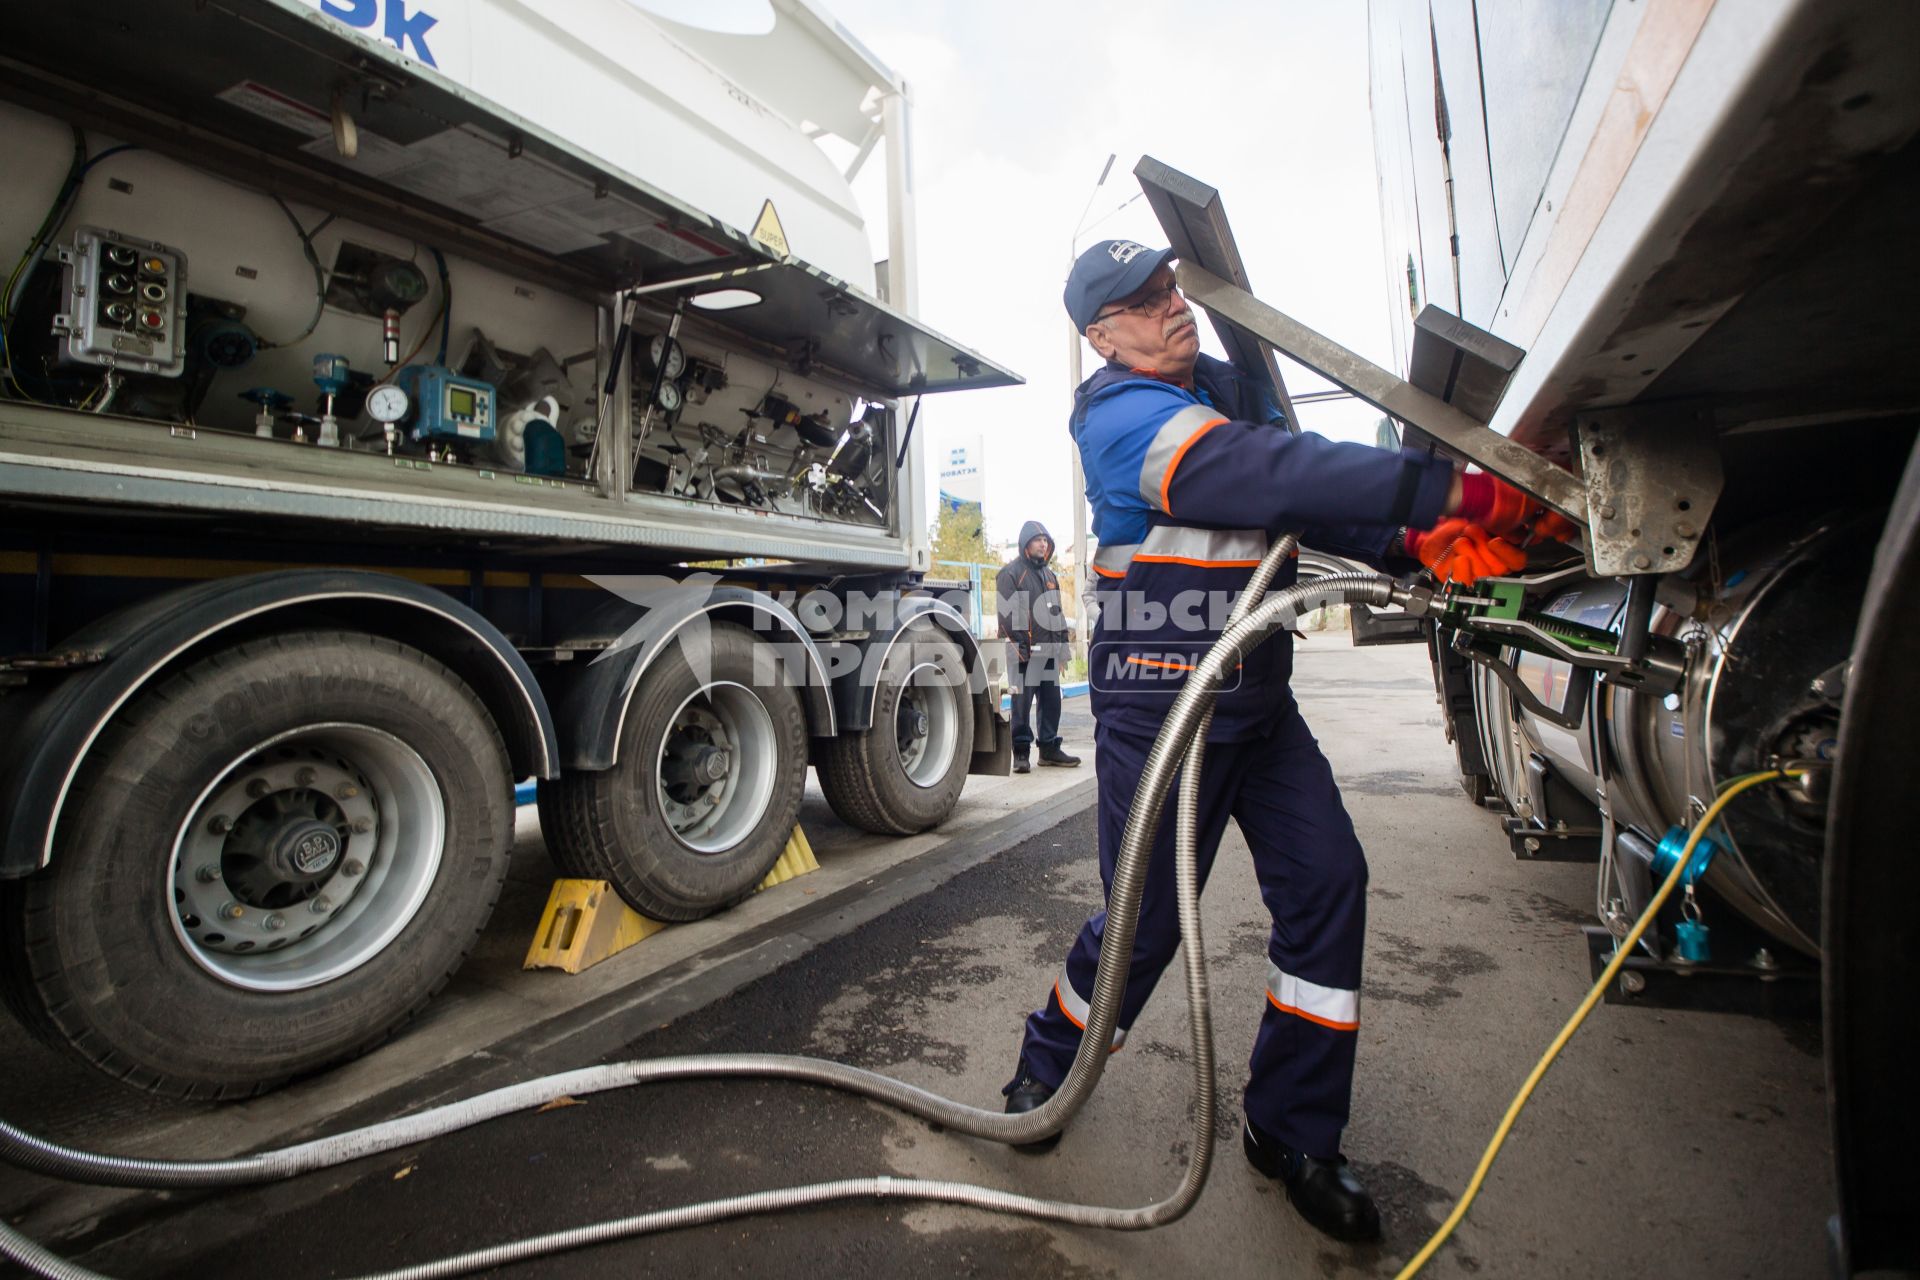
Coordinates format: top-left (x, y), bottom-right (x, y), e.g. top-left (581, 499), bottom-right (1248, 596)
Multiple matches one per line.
top-left (655, 681), bottom-right (778, 852)
top-left (169, 723), bottom-right (445, 992)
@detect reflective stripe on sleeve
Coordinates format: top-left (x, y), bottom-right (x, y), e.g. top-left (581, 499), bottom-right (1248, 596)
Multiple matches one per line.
top-left (1137, 404), bottom-right (1227, 514)
top-left (1053, 973), bottom-right (1127, 1050)
top-left (1133, 525), bottom-right (1266, 569)
top-left (1123, 655), bottom-right (1242, 672)
top-left (1090, 541), bottom-right (1141, 580)
top-left (1266, 962), bottom-right (1359, 1031)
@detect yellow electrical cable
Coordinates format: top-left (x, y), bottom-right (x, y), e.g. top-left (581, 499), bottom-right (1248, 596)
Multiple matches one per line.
top-left (1394, 769), bottom-right (1797, 1279)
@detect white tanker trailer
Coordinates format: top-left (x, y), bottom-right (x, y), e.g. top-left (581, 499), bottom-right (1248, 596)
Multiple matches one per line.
top-left (1358, 2), bottom-right (1914, 1270)
top-left (0, 0), bottom-right (1020, 1098)
top-left (1109, 2), bottom-right (1914, 1268)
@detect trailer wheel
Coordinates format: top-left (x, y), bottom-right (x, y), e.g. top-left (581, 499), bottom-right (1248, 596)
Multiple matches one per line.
top-left (540, 622), bottom-right (807, 921)
top-left (0, 632), bottom-right (512, 1099)
top-left (817, 619), bottom-right (973, 836)
top-left (1825, 442), bottom-right (1920, 1274)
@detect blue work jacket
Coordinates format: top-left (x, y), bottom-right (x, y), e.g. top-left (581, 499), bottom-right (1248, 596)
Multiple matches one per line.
top-left (1071, 354), bottom-right (1452, 741)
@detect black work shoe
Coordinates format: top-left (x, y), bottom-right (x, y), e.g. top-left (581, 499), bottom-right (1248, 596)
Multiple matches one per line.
top-left (1243, 1120), bottom-right (1381, 1242)
top-left (1038, 745), bottom-right (1081, 767)
top-left (1002, 1076), bottom-right (1060, 1154)
top-left (1012, 755), bottom-right (1031, 774)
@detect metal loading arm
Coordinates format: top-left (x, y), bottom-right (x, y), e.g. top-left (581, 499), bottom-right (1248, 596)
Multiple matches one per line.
top-left (1172, 261), bottom-right (1586, 524)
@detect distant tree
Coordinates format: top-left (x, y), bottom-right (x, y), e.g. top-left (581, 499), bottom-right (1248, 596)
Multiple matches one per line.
top-left (930, 498), bottom-right (994, 567)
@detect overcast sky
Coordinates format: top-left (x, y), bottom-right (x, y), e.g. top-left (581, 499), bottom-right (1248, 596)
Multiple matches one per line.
top-left (820, 0), bottom-right (1397, 555)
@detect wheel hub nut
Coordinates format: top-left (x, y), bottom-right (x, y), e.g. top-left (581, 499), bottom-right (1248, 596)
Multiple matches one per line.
top-left (246, 778), bottom-right (271, 799)
top-left (336, 783), bottom-right (360, 800)
top-left (208, 814), bottom-right (231, 835)
top-left (342, 859), bottom-right (365, 877)
top-left (268, 819), bottom-right (344, 880)
top-left (294, 767), bottom-right (317, 787)
top-left (694, 747), bottom-right (732, 785)
top-left (263, 913), bottom-right (286, 932)
top-left (309, 896), bottom-right (333, 914)
top-left (196, 863), bottom-right (221, 883)
top-left (221, 902), bottom-right (245, 920)
top-left (352, 817), bottom-right (373, 834)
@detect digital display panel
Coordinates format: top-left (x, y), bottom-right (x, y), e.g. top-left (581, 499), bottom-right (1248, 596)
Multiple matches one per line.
top-left (448, 386), bottom-right (477, 418)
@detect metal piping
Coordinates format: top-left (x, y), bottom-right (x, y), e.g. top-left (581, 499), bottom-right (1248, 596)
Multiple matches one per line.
top-left (0, 543), bottom-right (1408, 1279)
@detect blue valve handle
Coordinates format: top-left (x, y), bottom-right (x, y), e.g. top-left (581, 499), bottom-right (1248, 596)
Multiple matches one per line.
top-left (239, 387), bottom-right (293, 409)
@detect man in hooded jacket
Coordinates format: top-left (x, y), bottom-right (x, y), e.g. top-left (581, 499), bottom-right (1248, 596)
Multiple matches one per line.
top-left (995, 520), bottom-right (1081, 773)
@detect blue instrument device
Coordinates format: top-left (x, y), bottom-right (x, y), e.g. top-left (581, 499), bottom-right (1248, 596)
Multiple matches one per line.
top-left (311, 352), bottom-right (352, 396)
top-left (394, 365), bottom-right (496, 443)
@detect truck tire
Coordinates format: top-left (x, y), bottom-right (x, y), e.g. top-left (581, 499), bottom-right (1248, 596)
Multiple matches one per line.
top-left (535, 782), bottom-right (598, 880)
top-left (1824, 443), bottom-right (1920, 1274)
top-left (540, 622), bottom-right (807, 921)
top-left (0, 632), bottom-right (513, 1099)
top-left (817, 618), bottom-right (973, 836)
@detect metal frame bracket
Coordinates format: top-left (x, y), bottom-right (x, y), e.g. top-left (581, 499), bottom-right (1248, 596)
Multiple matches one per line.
top-left (1573, 407), bottom-right (1723, 576)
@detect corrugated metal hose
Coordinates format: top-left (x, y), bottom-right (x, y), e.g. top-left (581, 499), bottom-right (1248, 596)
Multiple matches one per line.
top-left (0, 538), bottom-right (1422, 1280)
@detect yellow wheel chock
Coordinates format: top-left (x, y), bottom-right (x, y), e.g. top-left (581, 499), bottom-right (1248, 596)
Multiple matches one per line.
top-left (524, 826), bottom-right (819, 974)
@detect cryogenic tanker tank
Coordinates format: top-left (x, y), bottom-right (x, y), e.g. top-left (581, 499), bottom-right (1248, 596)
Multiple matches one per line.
top-left (1479, 517), bottom-right (1869, 956)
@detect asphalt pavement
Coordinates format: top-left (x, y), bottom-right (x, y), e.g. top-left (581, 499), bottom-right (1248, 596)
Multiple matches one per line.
top-left (13, 647), bottom-right (1829, 1279)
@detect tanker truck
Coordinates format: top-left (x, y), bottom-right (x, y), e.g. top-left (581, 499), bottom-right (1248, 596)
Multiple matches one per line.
top-left (1288, 1), bottom-right (1914, 1270)
top-left (0, 0), bottom-right (1018, 1099)
top-left (1098, 1), bottom-right (1911, 1268)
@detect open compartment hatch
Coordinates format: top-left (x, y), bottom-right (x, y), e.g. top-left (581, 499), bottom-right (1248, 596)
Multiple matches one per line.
top-left (0, 0), bottom-right (1020, 399)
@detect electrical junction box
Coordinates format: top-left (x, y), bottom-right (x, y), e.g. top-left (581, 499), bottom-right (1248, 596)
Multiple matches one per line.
top-left (394, 364), bottom-right (496, 443)
top-left (51, 227), bottom-right (187, 377)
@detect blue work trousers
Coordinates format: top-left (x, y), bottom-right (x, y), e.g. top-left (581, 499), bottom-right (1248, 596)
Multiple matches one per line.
top-left (1011, 707), bottom-right (1368, 1159)
top-left (1009, 650), bottom-right (1064, 756)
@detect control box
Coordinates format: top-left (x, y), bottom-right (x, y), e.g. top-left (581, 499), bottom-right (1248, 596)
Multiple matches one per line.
top-left (393, 364), bottom-right (496, 443)
top-left (51, 227), bottom-right (187, 377)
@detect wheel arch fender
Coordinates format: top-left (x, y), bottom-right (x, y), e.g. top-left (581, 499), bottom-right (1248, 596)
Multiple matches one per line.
top-left (550, 585), bottom-right (837, 772)
top-left (834, 595), bottom-right (1003, 764)
top-left (0, 569), bottom-right (559, 877)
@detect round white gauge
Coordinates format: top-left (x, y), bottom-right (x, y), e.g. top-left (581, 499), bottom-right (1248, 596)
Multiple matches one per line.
top-left (655, 381), bottom-right (683, 414)
top-left (366, 383), bottom-right (411, 424)
top-left (649, 334), bottom-right (685, 379)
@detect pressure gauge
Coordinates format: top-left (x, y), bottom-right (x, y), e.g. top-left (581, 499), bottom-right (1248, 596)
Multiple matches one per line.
top-left (366, 383), bottom-right (411, 424)
top-left (655, 381), bottom-right (683, 414)
top-left (647, 334), bottom-right (685, 380)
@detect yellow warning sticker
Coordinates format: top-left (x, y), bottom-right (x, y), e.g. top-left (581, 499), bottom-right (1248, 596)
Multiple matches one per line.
top-left (750, 199), bottom-right (790, 258)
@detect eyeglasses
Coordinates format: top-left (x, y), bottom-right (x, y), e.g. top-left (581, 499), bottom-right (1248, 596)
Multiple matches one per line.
top-left (1095, 283), bottom-right (1179, 323)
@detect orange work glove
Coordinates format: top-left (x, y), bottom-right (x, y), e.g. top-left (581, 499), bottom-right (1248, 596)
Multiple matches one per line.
top-left (1456, 472), bottom-right (1542, 538)
top-left (1528, 510), bottom-right (1580, 544)
top-left (1404, 519), bottom-right (1527, 585)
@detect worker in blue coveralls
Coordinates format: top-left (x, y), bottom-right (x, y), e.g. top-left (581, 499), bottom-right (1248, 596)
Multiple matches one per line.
top-left (1001, 240), bottom-right (1545, 1243)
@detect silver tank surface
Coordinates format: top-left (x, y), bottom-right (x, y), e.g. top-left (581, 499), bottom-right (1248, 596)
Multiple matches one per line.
top-left (1492, 517), bottom-right (1867, 955)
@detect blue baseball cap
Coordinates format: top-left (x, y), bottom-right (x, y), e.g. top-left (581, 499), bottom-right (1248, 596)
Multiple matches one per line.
top-left (1064, 240), bottom-right (1177, 333)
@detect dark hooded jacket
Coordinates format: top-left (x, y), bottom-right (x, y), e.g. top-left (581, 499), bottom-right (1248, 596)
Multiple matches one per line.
top-left (996, 519), bottom-right (1069, 658)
